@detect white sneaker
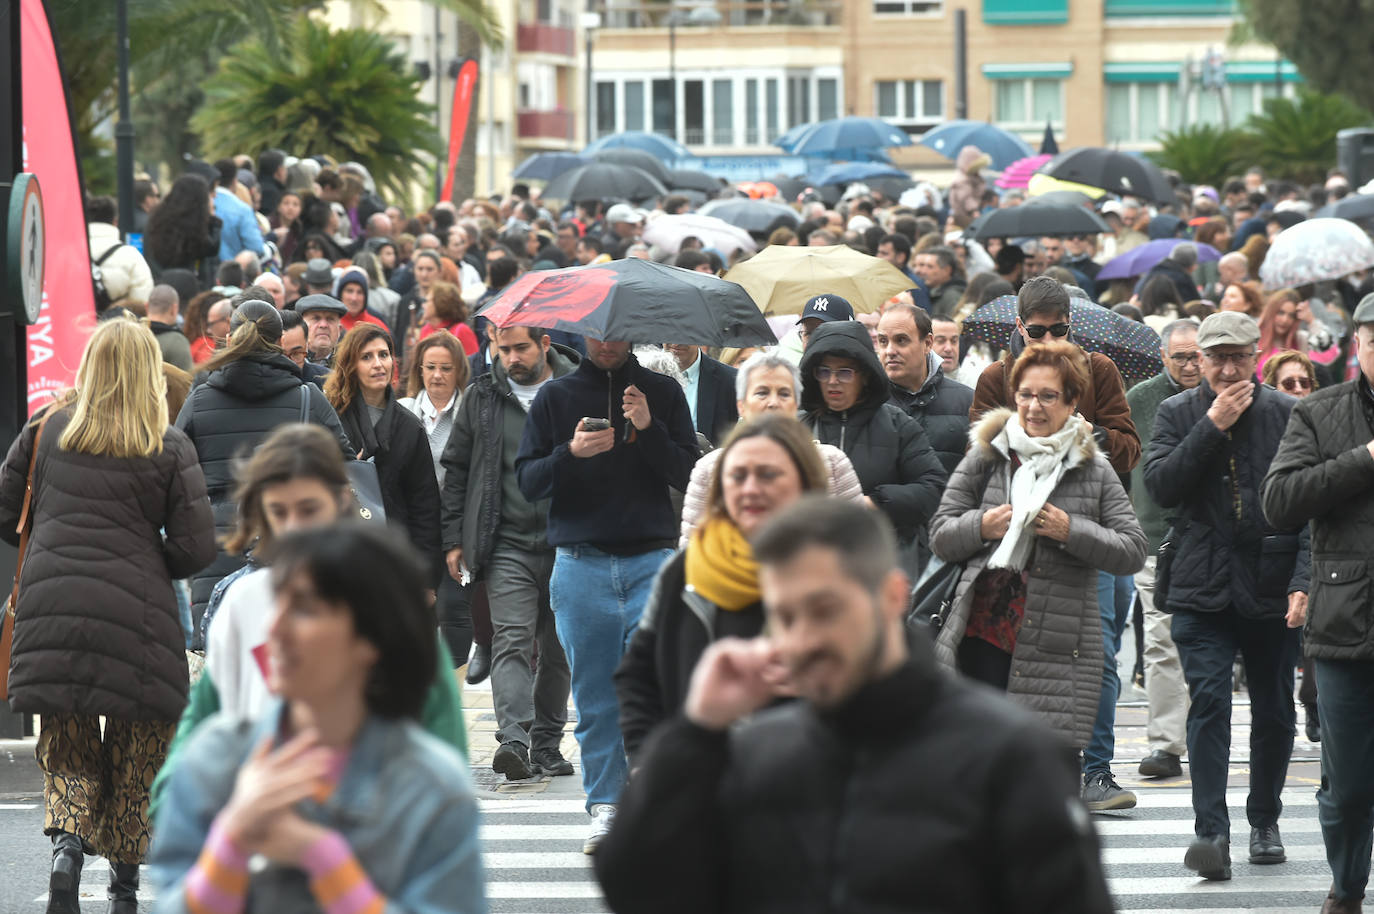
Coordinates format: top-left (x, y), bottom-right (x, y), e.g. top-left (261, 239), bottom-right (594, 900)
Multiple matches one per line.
top-left (583, 804), bottom-right (616, 854)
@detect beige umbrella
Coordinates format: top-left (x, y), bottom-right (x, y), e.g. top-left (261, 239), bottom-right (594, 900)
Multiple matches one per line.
top-left (722, 244), bottom-right (914, 316)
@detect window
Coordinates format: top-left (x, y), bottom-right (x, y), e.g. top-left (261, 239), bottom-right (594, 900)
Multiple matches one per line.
top-left (766, 79), bottom-right (780, 142)
top-left (624, 81), bottom-right (645, 132)
top-left (745, 79), bottom-right (760, 144)
top-left (874, 79), bottom-right (943, 131)
top-left (713, 79), bottom-right (734, 145)
top-left (993, 78), bottom-right (1064, 127)
top-left (817, 78), bottom-right (839, 122)
top-left (595, 81), bottom-right (616, 138)
top-left (1105, 81), bottom-right (1178, 144)
top-left (684, 80), bottom-right (705, 145)
top-left (873, 0), bottom-right (943, 12)
top-left (652, 79), bottom-right (674, 136)
top-left (788, 75), bottom-right (811, 128)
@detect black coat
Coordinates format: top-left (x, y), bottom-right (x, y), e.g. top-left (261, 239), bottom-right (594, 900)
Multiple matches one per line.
top-left (596, 636), bottom-right (1114, 914)
top-left (0, 406), bottom-right (216, 720)
top-left (691, 353), bottom-right (739, 447)
top-left (175, 352), bottom-right (352, 646)
top-left (1263, 377), bottom-right (1374, 659)
top-left (888, 352), bottom-right (975, 475)
top-left (339, 392), bottom-right (443, 582)
top-left (1144, 378), bottom-right (1310, 617)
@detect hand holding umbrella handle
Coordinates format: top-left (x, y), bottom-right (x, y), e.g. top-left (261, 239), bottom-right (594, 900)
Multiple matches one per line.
top-left (623, 384), bottom-right (650, 442)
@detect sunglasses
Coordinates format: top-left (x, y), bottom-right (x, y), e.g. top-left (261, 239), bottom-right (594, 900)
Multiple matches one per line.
top-left (1024, 322), bottom-right (1070, 340)
top-left (815, 367), bottom-right (856, 383)
top-left (1279, 377), bottom-right (1313, 392)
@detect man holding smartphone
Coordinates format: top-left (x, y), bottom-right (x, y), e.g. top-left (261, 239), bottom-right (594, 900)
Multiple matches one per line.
top-left (516, 335), bottom-right (699, 854)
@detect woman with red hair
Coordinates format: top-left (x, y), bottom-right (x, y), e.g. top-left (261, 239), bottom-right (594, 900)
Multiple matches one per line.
top-left (1256, 289), bottom-right (1301, 379)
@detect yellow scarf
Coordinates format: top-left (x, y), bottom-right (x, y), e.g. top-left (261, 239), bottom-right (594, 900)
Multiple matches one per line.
top-left (685, 516), bottom-right (762, 611)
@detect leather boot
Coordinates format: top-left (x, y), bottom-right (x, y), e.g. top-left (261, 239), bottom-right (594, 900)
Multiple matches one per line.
top-left (107, 861), bottom-right (140, 914)
top-left (47, 832), bottom-right (84, 914)
top-left (465, 643), bottom-right (491, 684)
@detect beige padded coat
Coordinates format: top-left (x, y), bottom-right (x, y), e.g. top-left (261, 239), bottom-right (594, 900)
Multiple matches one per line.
top-left (929, 409), bottom-right (1147, 749)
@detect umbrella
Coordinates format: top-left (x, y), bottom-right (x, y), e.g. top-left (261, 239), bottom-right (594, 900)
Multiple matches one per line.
top-left (642, 213), bottom-right (758, 258)
top-left (667, 188), bottom-right (710, 208)
top-left (774, 123), bottom-right (814, 152)
top-left (667, 168), bottom-right (725, 195)
top-left (1314, 194), bottom-right (1374, 223)
top-left (1038, 147), bottom-right (1174, 203)
top-left (591, 147), bottom-right (674, 186)
top-left (967, 205), bottom-right (1111, 241)
top-left (963, 295), bottom-right (1163, 379)
top-left (918, 119), bottom-right (1034, 171)
top-left (721, 244), bottom-right (914, 316)
top-left (583, 130), bottom-right (690, 161)
top-left (784, 117), bottom-right (913, 157)
top-left (1097, 239), bottom-right (1223, 281)
top-left (1026, 190), bottom-right (1095, 208)
top-left (698, 198), bottom-right (801, 235)
top-left (543, 162), bottom-right (668, 204)
top-left (1039, 122), bottom-right (1059, 156)
top-left (512, 152), bottom-right (588, 182)
top-left (1027, 172), bottom-right (1109, 200)
top-left (769, 174), bottom-right (811, 202)
top-left (995, 154), bottom-right (1053, 190)
top-left (810, 161), bottom-right (909, 186)
top-left (1259, 218), bottom-right (1374, 290)
top-left (476, 259), bottom-right (775, 347)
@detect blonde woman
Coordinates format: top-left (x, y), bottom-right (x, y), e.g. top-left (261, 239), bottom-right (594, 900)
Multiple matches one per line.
top-left (0, 318), bottom-right (215, 914)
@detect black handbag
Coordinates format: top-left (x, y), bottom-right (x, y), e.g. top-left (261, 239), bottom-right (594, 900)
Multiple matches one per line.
top-left (906, 557), bottom-right (964, 638)
top-left (299, 385), bottom-right (386, 522)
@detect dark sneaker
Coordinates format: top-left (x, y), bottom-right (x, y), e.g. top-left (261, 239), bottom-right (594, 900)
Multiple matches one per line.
top-left (492, 741), bottom-right (538, 781)
top-left (531, 746), bottom-right (574, 776)
top-left (1138, 750), bottom-right (1183, 779)
top-left (1249, 824), bottom-right (1286, 864)
top-left (1184, 834), bottom-right (1232, 880)
top-left (1082, 770), bottom-right (1137, 811)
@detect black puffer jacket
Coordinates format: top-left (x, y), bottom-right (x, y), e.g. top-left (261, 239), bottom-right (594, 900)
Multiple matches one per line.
top-left (888, 351), bottom-right (975, 475)
top-left (175, 351), bottom-right (352, 646)
top-left (596, 636), bottom-right (1114, 914)
top-left (800, 322), bottom-right (947, 550)
top-left (1263, 377), bottom-right (1374, 659)
top-left (0, 406), bottom-right (215, 720)
top-left (1144, 378), bottom-right (1310, 617)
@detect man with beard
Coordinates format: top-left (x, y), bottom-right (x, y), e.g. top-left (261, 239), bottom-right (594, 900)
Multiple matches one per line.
top-left (595, 498), bottom-right (1113, 914)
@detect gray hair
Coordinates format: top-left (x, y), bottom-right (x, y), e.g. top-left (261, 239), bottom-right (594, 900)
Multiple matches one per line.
top-left (1160, 318), bottom-right (1199, 346)
top-left (735, 350), bottom-right (802, 401)
top-left (1170, 242), bottom-right (1198, 270)
top-left (635, 346), bottom-right (688, 389)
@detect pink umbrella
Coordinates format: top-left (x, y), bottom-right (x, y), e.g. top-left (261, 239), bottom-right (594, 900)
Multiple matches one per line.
top-left (995, 154), bottom-right (1053, 190)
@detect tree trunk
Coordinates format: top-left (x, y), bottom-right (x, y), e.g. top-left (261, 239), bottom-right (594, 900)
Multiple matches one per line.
top-left (452, 13), bottom-right (482, 203)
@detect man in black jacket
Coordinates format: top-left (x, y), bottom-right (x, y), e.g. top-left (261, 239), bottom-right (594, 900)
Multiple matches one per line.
top-left (1262, 293), bottom-right (1374, 914)
top-left (442, 326), bottom-right (577, 784)
top-left (663, 343), bottom-right (738, 447)
top-left (1143, 311), bottom-right (1309, 881)
top-left (516, 335), bottom-right (698, 854)
top-left (878, 302), bottom-right (973, 474)
top-left (595, 498), bottom-right (1112, 914)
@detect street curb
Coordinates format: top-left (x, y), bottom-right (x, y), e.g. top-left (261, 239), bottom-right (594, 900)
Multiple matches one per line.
top-left (0, 739), bottom-right (43, 797)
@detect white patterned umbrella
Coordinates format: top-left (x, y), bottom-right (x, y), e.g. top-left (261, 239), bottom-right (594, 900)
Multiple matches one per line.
top-left (1259, 218), bottom-right (1374, 290)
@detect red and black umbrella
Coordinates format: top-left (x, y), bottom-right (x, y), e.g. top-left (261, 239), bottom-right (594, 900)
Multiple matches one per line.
top-left (476, 259), bottom-right (776, 347)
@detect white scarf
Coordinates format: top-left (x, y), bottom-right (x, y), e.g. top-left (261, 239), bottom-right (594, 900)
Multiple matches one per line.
top-left (987, 413), bottom-right (1085, 572)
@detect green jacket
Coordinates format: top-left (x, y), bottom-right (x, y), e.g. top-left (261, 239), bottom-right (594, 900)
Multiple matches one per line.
top-left (149, 640), bottom-right (468, 826)
top-left (1126, 371), bottom-right (1186, 551)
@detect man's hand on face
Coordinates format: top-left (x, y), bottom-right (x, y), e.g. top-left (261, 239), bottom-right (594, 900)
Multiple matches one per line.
top-left (1206, 380), bottom-right (1254, 432)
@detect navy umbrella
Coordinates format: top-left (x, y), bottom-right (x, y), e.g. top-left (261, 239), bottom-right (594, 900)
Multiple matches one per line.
top-left (783, 117), bottom-right (913, 158)
top-left (584, 130), bottom-right (690, 161)
top-left (963, 295), bottom-right (1163, 379)
top-left (512, 152), bottom-right (589, 182)
top-left (919, 119), bottom-right (1034, 171)
top-left (810, 161), bottom-right (909, 187)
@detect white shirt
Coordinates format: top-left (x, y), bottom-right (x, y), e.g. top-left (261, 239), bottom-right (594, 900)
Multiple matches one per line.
top-left (417, 389), bottom-right (460, 435)
top-left (205, 568), bottom-right (275, 718)
top-left (682, 351), bottom-right (702, 427)
top-left (508, 375), bottom-right (551, 412)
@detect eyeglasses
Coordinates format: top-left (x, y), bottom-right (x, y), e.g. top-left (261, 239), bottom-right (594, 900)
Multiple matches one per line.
top-left (1014, 388), bottom-right (1063, 407)
top-left (1024, 322), bottom-right (1071, 340)
top-left (1280, 376), bottom-right (1313, 392)
top-left (1168, 352), bottom-right (1201, 365)
top-left (815, 367), bottom-right (856, 383)
top-left (1202, 350), bottom-right (1257, 367)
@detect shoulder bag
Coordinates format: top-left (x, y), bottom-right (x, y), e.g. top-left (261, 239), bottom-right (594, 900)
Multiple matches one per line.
top-left (300, 385), bottom-right (385, 523)
top-left (2, 409), bottom-right (54, 701)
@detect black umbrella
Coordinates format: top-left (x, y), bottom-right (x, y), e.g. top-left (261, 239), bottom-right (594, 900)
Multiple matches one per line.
top-left (543, 162), bottom-right (668, 204)
top-left (968, 205), bottom-right (1111, 241)
top-left (769, 174), bottom-right (811, 202)
top-left (1027, 190), bottom-right (1094, 208)
top-left (1038, 147), bottom-right (1173, 203)
top-left (591, 147), bottom-right (674, 186)
top-left (1039, 122), bottom-right (1059, 156)
top-left (1314, 193), bottom-right (1374, 224)
top-left (668, 188), bottom-right (710, 208)
top-left (667, 168), bottom-right (725, 195)
top-left (698, 198), bottom-right (802, 235)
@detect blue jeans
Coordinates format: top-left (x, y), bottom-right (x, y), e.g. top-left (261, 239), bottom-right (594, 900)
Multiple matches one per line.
top-left (550, 545), bottom-right (674, 812)
top-left (1171, 606), bottom-right (1297, 838)
top-left (1083, 571), bottom-right (1133, 775)
top-left (1314, 658), bottom-right (1374, 902)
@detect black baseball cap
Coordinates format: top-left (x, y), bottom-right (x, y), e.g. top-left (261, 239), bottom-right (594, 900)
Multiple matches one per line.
top-left (796, 293), bottom-right (854, 325)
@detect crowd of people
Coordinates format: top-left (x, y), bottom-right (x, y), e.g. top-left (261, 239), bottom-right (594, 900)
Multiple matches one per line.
top-left (2, 144), bottom-right (1374, 914)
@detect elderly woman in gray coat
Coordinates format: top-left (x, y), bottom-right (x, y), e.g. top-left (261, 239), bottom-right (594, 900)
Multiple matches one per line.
top-left (930, 340), bottom-right (1146, 757)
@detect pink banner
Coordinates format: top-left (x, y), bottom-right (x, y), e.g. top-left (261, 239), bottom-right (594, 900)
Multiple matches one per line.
top-left (440, 59), bottom-right (480, 203)
top-left (22, 0), bottom-right (93, 414)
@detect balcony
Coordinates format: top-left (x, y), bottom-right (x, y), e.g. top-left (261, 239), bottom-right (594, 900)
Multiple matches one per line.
top-left (517, 109), bottom-right (576, 143)
top-left (517, 22), bottom-right (577, 56)
top-left (594, 1), bottom-right (844, 28)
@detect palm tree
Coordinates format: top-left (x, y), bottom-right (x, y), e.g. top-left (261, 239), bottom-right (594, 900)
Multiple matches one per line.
top-left (1147, 125), bottom-right (1252, 189)
top-left (1246, 90), bottom-right (1372, 185)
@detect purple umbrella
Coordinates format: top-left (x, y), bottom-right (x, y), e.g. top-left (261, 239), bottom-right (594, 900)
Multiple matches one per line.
top-left (1096, 239), bottom-right (1222, 281)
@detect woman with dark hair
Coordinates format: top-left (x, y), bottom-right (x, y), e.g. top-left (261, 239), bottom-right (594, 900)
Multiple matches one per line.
top-left (412, 280), bottom-right (480, 354)
top-left (149, 524), bottom-right (485, 914)
top-left (144, 173), bottom-right (221, 287)
top-left (182, 290), bottom-right (225, 365)
top-left (324, 324), bottom-right (442, 584)
top-left (1137, 273), bottom-right (1185, 332)
top-left (394, 249), bottom-right (444, 373)
top-left (292, 196), bottom-right (345, 263)
top-left (176, 301), bottom-right (352, 648)
top-left (270, 190), bottom-right (304, 262)
top-left (1219, 280), bottom-right (1264, 317)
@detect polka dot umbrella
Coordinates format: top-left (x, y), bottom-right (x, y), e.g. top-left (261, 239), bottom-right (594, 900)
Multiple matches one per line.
top-left (963, 294), bottom-right (1163, 380)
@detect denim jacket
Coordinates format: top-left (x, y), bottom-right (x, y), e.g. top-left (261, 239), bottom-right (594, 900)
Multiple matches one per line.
top-left (150, 702), bottom-right (487, 914)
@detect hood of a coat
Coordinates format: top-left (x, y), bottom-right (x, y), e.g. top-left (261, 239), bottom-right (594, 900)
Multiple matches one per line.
top-left (955, 145), bottom-right (991, 175)
top-left (204, 352), bottom-right (303, 401)
top-left (799, 321), bottom-right (889, 415)
top-left (333, 265), bottom-right (369, 299)
top-left (969, 407), bottom-right (1098, 469)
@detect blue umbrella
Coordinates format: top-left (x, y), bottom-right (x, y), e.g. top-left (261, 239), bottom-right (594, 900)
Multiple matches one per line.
top-left (1096, 239), bottom-right (1222, 281)
top-left (512, 152), bottom-right (589, 182)
top-left (810, 161), bottom-right (909, 186)
top-left (784, 117), bottom-right (913, 157)
top-left (918, 120), bottom-right (1034, 171)
top-left (774, 123), bottom-right (814, 152)
top-left (584, 130), bottom-right (690, 162)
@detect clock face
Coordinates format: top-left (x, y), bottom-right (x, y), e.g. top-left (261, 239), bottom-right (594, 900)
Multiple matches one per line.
top-left (20, 176), bottom-right (44, 324)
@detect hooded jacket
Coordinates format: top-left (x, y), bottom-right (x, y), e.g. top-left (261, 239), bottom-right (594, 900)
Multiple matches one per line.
top-left (888, 350), bottom-right (975, 475)
top-left (175, 351), bottom-right (352, 645)
top-left (799, 322), bottom-right (947, 547)
top-left (334, 265), bottom-right (388, 332)
top-left (947, 145), bottom-right (991, 229)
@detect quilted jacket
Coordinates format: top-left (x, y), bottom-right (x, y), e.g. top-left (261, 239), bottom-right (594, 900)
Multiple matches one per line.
top-left (929, 408), bottom-right (1147, 749)
top-left (1263, 377), bottom-right (1374, 660)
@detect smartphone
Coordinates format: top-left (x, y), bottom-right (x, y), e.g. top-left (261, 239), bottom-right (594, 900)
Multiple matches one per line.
top-left (580, 417), bottom-right (611, 432)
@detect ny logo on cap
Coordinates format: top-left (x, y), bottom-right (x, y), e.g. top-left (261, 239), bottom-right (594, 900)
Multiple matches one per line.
top-left (813, 297), bottom-right (828, 311)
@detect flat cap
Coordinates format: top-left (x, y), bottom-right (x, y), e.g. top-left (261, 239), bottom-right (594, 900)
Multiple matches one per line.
top-left (1353, 292), bottom-right (1374, 326)
top-left (295, 293), bottom-right (347, 316)
top-left (1196, 310), bottom-right (1260, 349)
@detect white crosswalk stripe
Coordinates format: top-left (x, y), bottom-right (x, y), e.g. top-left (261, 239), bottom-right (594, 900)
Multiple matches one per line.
top-left (479, 795), bottom-right (609, 913)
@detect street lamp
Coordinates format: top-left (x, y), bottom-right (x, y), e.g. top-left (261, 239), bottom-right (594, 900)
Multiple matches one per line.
top-left (581, 11), bottom-right (601, 145)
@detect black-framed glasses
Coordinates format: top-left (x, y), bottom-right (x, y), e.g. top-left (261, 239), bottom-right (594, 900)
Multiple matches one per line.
top-left (1014, 388), bottom-right (1063, 407)
top-left (1024, 322), bottom-right (1070, 340)
top-left (1280, 376), bottom-right (1313, 392)
top-left (815, 366), bottom-right (856, 383)
top-left (1169, 352), bottom-right (1201, 365)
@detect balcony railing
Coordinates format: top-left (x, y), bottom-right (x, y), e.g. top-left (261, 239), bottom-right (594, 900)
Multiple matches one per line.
top-left (517, 22), bottom-right (576, 56)
top-left (593, 1), bottom-right (843, 29)
top-left (517, 109), bottom-right (576, 141)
